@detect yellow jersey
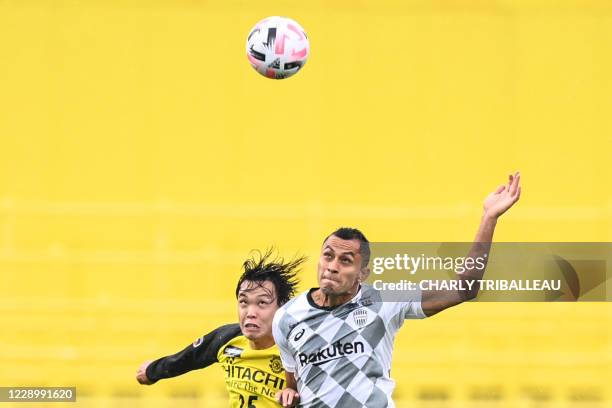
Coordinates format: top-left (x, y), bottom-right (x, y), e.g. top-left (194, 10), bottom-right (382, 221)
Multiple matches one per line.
top-left (146, 323), bottom-right (285, 408)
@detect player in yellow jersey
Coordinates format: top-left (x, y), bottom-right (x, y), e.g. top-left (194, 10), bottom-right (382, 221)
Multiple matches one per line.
top-left (136, 250), bottom-right (303, 407)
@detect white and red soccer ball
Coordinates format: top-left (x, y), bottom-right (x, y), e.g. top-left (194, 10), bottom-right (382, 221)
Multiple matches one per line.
top-left (246, 16), bottom-right (309, 79)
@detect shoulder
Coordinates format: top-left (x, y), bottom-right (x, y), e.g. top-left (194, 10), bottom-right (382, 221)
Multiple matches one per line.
top-left (359, 283), bottom-right (425, 320)
top-left (273, 290), bottom-right (312, 335)
top-left (193, 323), bottom-right (242, 350)
top-left (278, 290), bottom-right (312, 315)
top-left (360, 283), bottom-right (383, 302)
top-left (208, 323), bottom-right (242, 341)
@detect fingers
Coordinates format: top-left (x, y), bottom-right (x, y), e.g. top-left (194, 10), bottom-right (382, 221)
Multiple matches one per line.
top-left (289, 392), bottom-right (300, 407)
top-left (136, 371), bottom-right (148, 384)
top-left (136, 361), bottom-right (152, 385)
top-left (276, 388), bottom-right (300, 408)
top-left (494, 184), bottom-right (506, 194)
top-left (278, 391), bottom-right (289, 407)
top-left (276, 390), bottom-right (286, 406)
top-left (286, 391), bottom-right (296, 407)
top-left (510, 171), bottom-right (520, 196)
top-left (504, 171), bottom-right (520, 196)
top-left (283, 390), bottom-right (295, 408)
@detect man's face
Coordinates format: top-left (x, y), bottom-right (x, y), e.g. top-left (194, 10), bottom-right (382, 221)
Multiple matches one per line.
top-left (318, 235), bottom-right (367, 296)
top-left (237, 280), bottom-right (279, 341)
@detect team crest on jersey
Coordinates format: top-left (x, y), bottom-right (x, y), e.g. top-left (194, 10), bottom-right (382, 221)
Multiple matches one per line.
top-left (269, 356), bottom-right (283, 374)
top-left (352, 308), bottom-right (368, 328)
top-left (192, 336), bottom-right (204, 347)
top-left (223, 345), bottom-right (243, 357)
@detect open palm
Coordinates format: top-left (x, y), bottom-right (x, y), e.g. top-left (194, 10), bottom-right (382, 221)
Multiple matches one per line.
top-left (483, 172), bottom-right (521, 218)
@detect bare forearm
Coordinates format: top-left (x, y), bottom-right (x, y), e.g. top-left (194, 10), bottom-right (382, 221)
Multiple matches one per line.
top-left (459, 212), bottom-right (498, 300)
top-left (421, 172), bottom-right (520, 316)
top-left (285, 371), bottom-right (297, 389)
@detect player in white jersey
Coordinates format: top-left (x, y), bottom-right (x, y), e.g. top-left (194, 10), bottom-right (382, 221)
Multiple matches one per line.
top-left (273, 172), bottom-right (521, 407)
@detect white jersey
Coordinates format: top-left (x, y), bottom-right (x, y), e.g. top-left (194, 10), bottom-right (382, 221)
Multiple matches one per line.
top-left (272, 283), bottom-right (426, 408)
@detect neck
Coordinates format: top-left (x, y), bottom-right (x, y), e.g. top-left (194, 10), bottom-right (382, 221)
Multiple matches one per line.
top-left (313, 284), bottom-right (360, 308)
top-left (249, 335), bottom-right (275, 350)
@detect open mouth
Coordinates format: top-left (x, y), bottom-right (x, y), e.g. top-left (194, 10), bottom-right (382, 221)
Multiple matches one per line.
top-left (244, 323), bottom-right (260, 329)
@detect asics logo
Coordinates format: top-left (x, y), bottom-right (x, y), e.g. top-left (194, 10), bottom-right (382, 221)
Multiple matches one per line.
top-left (293, 329), bottom-right (305, 341)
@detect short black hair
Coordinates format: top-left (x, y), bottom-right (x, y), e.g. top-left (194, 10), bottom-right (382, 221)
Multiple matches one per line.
top-left (323, 227), bottom-right (370, 267)
top-left (235, 249), bottom-right (303, 306)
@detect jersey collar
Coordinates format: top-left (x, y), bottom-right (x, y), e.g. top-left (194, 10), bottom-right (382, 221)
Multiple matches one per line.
top-left (306, 285), bottom-right (363, 311)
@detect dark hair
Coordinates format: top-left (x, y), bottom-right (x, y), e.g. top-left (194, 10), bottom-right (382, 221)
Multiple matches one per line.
top-left (235, 249), bottom-right (303, 306)
top-left (323, 227), bottom-right (370, 267)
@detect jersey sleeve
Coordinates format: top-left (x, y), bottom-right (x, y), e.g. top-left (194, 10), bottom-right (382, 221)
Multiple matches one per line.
top-left (145, 323), bottom-right (241, 383)
top-left (400, 287), bottom-right (426, 319)
top-left (272, 307), bottom-right (297, 373)
top-left (384, 288), bottom-right (427, 333)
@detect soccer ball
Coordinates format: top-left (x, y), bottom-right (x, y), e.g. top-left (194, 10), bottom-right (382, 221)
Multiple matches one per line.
top-left (246, 16), bottom-right (309, 79)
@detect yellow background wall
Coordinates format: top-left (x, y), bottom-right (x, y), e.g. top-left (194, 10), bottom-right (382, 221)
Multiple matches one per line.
top-left (0, 1), bottom-right (610, 407)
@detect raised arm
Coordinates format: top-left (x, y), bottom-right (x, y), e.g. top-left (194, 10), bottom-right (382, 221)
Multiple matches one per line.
top-left (421, 172), bottom-right (521, 316)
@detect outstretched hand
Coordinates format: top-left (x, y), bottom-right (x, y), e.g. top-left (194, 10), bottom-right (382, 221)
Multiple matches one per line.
top-left (483, 171), bottom-right (521, 219)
